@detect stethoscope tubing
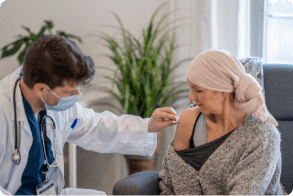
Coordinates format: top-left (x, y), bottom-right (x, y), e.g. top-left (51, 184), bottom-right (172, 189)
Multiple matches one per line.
top-left (12, 77), bottom-right (22, 165)
top-left (40, 115), bottom-right (57, 168)
top-left (11, 77), bottom-right (57, 167)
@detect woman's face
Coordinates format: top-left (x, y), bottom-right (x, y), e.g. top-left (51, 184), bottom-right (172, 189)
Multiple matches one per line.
top-left (187, 78), bottom-right (227, 115)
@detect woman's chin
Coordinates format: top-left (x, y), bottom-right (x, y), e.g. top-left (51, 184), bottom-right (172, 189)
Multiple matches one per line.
top-left (197, 105), bottom-right (203, 112)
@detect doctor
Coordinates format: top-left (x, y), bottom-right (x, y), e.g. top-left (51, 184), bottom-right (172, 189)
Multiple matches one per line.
top-left (0, 35), bottom-right (179, 195)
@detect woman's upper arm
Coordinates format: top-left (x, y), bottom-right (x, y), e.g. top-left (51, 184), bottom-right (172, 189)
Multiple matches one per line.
top-left (173, 107), bottom-right (200, 151)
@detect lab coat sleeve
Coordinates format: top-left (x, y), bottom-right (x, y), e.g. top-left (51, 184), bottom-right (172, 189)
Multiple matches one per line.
top-left (0, 187), bottom-right (13, 195)
top-left (66, 102), bottom-right (157, 156)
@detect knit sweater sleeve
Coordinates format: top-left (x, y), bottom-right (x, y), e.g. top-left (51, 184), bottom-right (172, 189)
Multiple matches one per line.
top-left (226, 125), bottom-right (281, 195)
top-left (158, 155), bottom-right (175, 195)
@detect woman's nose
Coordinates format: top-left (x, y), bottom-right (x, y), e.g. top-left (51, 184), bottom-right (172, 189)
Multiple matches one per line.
top-left (189, 92), bottom-right (197, 102)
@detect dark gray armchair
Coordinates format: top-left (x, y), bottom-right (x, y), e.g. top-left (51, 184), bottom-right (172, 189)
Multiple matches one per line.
top-left (113, 62), bottom-right (293, 195)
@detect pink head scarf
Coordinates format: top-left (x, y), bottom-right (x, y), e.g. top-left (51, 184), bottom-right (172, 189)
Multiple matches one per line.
top-left (186, 48), bottom-right (278, 127)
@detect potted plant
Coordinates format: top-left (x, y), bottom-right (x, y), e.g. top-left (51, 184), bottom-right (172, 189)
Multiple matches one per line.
top-left (86, 3), bottom-right (192, 175)
top-left (0, 20), bottom-right (82, 65)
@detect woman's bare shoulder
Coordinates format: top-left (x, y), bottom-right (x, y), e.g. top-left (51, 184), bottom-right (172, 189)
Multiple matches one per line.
top-left (173, 106), bottom-right (201, 151)
top-left (178, 106), bottom-right (200, 123)
top-left (182, 106), bottom-right (200, 115)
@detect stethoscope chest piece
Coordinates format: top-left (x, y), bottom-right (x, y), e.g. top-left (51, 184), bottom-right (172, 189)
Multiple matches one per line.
top-left (11, 150), bottom-right (21, 165)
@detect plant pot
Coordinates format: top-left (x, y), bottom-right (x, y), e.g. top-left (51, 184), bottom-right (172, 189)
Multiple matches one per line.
top-left (124, 130), bottom-right (163, 175)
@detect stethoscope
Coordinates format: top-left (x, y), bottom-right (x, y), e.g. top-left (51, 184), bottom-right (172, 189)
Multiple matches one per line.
top-left (11, 77), bottom-right (58, 169)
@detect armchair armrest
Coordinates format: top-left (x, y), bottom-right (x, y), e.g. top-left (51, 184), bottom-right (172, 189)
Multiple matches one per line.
top-left (113, 171), bottom-right (160, 195)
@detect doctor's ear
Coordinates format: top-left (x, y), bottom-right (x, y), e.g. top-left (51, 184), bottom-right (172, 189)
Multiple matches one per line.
top-left (33, 83), bottom-right (48, 95)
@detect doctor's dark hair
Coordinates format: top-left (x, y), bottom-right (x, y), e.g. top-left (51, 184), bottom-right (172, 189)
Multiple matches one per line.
top-left (22, 35), bottom-right (96, 90)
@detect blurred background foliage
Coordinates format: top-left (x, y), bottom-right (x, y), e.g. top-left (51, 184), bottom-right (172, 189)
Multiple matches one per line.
top-left (0, 20), bottom-right (82, 65)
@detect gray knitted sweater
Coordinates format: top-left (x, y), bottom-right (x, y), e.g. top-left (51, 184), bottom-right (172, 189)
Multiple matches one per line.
top-left (159, 114), bottom-right (286, 195)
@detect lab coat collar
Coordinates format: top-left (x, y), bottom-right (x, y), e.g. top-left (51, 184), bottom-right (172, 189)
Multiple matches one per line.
top-left (9, 67), bottom-right (27, 122)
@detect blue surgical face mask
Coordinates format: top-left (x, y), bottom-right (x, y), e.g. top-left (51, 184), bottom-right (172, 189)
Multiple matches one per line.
top-left (41, 85), bottom-right (82, 111)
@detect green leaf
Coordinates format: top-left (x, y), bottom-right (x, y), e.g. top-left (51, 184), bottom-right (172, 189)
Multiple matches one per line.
top-left (36, 26), bottom-right (47, 39)
top-left (1, 39), bottom-right (25, 58)
top-left (86, 4), bottom-right (192, 117)
top-left (57, 31), bottom-right (68, 39)
top-left (64, 33), bottom-right (82, 43)
top-left (156, 16), bottom-right (192, 36)
top-left (124, 84), bottom-right (130, 114)
top-left (17, 43), bottom-right (30, 65)
top-left (57, 31), bottom-right (82, 46)
top-left (21, 25), bottom-right (37, 40)
top-left (0, 20), bottom-right (83, 66)
top-left (91, 25), bottom-right (142, 53)
top-left (146, 2), bottom-right (168, 43)
top-left (44, 20), bottom-right (54, 30)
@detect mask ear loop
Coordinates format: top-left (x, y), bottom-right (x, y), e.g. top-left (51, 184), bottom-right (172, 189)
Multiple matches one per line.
top-left (41, 96), bottom-right (48, 105)
top-left (45, 85), bottom-right (61, 99)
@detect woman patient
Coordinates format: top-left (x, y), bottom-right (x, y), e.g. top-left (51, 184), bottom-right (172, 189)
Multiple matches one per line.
top-left (159, 48), bottom-right (287, 195)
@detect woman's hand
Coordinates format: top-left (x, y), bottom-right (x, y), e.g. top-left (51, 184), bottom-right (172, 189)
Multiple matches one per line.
top-left (173, 107), bottom-right (200, 151)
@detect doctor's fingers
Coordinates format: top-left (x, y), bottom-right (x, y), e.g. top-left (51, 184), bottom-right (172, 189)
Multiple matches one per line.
top-left (154, 109), bottom-right (177, 121)
top-left (155, 107), bottom-right (178, 117)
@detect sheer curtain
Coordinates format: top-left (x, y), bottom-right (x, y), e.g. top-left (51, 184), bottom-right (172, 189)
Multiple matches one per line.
top-left (156, 0), bottom-right (252, 171)
top-left (170, 0), bottom-right (251, 62)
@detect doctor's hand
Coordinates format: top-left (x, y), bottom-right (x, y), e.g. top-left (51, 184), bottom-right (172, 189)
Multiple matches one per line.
top-left (148, 107), bottom-right (179, 133)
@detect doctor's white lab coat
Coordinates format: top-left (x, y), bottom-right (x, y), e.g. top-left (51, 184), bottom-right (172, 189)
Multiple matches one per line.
top-left (0, 67), bottom-right (157, 195)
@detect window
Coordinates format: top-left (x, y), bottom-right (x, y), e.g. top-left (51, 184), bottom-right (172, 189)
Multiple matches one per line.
top-left (263, 0), bottom-right (293, 63)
